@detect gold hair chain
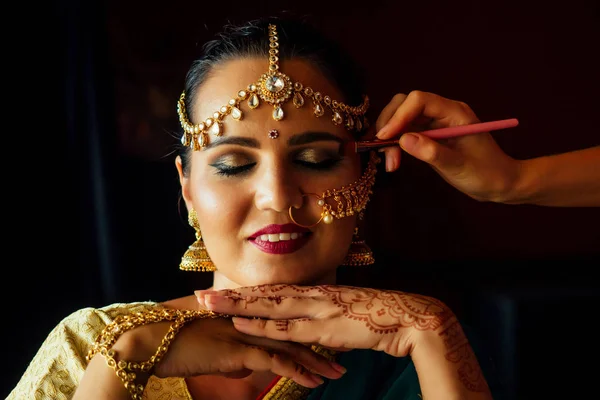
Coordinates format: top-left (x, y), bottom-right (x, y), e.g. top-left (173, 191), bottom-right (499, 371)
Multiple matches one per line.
top-left (178, 24), bottom-right (370, 150)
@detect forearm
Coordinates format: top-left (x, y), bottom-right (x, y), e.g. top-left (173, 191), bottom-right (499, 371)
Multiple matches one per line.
top-left (73, 355), bottom-right (146, 399)
top-left (506, 146), bottom-right (600, 207)
top-left (411, 323), bottom-right (493, 400)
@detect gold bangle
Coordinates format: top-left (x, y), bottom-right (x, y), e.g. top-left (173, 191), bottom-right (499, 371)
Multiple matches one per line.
top-left (86, 308), bottom-right (224, 399)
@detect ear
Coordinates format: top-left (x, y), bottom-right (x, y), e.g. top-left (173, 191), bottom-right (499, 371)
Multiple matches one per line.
top-left (175, 156), bottom-right (193, 211)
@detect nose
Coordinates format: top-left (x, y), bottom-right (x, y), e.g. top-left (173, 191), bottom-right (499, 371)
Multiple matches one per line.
top-left (254, 163), bottom-right (303, 213)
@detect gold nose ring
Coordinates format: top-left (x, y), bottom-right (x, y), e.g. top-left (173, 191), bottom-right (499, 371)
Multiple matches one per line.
top-left (289, 193), bottom-right (334, 228)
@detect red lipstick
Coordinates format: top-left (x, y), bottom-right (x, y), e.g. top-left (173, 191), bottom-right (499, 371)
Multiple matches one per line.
top-left (249, 223), bottom-right (310, 238)
top-left (248, 224), bottom-right (311, 255)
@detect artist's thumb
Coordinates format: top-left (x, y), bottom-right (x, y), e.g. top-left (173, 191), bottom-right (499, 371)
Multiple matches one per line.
top-left (399, 133), bottom-right (465, 174)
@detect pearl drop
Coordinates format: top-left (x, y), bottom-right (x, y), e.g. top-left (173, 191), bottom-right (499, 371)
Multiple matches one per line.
top-left (323, 213), bottom-right (334, 224)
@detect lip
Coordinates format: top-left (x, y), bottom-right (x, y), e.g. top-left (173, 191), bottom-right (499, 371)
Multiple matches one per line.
top-left (249, 223), bottom-right (311, 239)
top-left (249, 234), bottom-right (311, 255)
top-left (248, 224), bottom-right (312, 255)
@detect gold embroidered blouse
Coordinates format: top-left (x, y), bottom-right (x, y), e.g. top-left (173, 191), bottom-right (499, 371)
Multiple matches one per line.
top-left (8, 302), bottom-right (324, 400)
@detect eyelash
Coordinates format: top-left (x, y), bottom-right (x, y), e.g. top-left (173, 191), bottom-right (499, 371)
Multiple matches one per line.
top-left (212, 158), bottom-right (342, 177)
top-left (213, 163), bottom-right (256, 177)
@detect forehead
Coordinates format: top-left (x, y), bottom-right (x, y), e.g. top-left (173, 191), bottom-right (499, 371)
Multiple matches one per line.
top-left (191, 57), bottom-right (350, 138)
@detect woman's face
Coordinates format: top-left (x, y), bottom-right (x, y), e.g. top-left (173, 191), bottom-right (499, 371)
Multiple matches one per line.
top-left (176, 58), bottom-right (361, 289)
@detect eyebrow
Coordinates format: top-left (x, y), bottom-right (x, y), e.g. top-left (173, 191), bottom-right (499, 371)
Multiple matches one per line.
top-left (203, 131), bottom-right (345, 150)
top-left (203, 136), bottom-right (260, 150)
top-left (287, 131), bottom-right (345, 146)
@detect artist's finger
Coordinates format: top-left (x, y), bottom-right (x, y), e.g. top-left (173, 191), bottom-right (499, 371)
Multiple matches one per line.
top-left (376, 90), bottom-right (478, 140)
top-left (399, 132), bottom-right (466, 174)
top-left (379, 146), bottom-right (402, 172)
top-left (376, 93), bottom-right (408, 132)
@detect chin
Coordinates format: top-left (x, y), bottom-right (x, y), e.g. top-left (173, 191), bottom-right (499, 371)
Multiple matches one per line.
top-left (238, 266), bottom-right (335, 287)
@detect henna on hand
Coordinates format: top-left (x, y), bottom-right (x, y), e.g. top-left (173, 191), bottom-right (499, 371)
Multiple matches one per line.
top-left (316, 286), bottom-right (453, 333)
top-left (215, 284), bottom-right (489, 393)
top-left (316, 285), bottom-right (488, 393)
top-left (439, 321), bottom-right (489, 392)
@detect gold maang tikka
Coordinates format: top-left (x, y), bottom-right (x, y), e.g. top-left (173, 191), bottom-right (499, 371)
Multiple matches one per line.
top-left (177, 24), bottom-right (370, 150)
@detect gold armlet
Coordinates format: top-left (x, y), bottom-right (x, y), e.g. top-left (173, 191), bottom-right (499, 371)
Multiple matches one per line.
top-left (86, 308), bottom-right (224, 400)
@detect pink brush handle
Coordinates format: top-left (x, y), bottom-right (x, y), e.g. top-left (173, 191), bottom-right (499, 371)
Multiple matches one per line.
top-left (354, 118), bottom-right (519, 152)
top-left (420, 118), bottom-right (519, 139)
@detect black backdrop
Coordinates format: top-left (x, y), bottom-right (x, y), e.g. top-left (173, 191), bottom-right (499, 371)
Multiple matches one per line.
top-left (5, 1), bottom-right (599, 399)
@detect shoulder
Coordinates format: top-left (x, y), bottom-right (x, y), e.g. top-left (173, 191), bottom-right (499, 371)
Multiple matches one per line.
top-left (7, 301), bottom-right (159, 400)
top-left (48, 301), bottom-right (160, 347)
top-left (59, 301), bottom-right (160, 328)
top-left (41, 301), bottom-right (160, 354)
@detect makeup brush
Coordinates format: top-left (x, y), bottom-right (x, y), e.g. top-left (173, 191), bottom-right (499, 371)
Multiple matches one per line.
top-left (355, 118), bottom-right (519, 152)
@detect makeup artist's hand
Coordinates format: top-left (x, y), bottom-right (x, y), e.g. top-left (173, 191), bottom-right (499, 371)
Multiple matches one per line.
top-left (375, 91), bottom-right (521, 203)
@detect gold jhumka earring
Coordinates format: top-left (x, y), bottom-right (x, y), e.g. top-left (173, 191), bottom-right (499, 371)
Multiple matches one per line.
top-left (341, 225), bottom-right (375, 266)
top-left (179, 209), bottom-right (216, 272)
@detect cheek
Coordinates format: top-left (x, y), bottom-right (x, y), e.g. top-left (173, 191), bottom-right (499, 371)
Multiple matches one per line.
top-left (311, 215), bottom-right (356, 271)
top-left (188, 171), bottom-right (249, 242)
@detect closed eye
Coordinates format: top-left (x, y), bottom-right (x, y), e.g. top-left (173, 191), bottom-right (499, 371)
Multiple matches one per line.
top-left (295, 158), bottom-right (342, 170)
top-left (211, 162), bottom-right (256, 177)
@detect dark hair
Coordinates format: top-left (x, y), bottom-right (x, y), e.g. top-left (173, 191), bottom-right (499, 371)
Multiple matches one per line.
top-left (178, 15), bottom-right (368, 174)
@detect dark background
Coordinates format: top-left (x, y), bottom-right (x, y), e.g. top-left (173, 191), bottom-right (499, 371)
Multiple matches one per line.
top-left (5, 0), bottom-right (599, 399)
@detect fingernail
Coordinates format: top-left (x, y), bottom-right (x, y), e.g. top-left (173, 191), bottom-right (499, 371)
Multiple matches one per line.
top-left (385, 154), bottom-right (396, 172)
top-left (399, 133), bottom-right (419, 151)
top-left (232, 317), bottom-right (250, 325)
top-left (311, 374), bottom-right (324, 385)
top-left (376, 127), bottom-right (387, 138)
top-left (204, 295), bottom-right (226, 308)
top-left (195, 289), bottom-right (218, 297)
top-left (330, 361), bottom-right (347, 374)
top-left (194, 291), bottom-right (207, 307)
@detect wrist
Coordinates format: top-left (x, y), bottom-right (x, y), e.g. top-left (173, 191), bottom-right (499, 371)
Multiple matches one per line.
top-left (101, 322), bottom-right (171, 395)
top-left (86, 309), bottom-right (211, 398)
top-left (411, 329), bottom-right (464, 399)
top-left (496, 158), bottom-right (536, 205)
top-left (113, 321), bottom-right (171, 360)
top-left (410, 320), bottom-right (492, 399)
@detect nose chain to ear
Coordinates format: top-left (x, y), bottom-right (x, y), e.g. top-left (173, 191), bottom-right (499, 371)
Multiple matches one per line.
top-left (288, 151), bottom-right (380, 228)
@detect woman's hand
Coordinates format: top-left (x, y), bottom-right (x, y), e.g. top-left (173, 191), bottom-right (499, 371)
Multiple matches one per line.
top-left (154, 315), bottom-right (344, 387)
top-left (78, 309), bottom-right (345, 398)
top-left (195, 284), bottom-right (455, 358)
top-left (376, 90), bottom-right (521, 203)
top-left (196, 284), bottom-right (492, 398)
